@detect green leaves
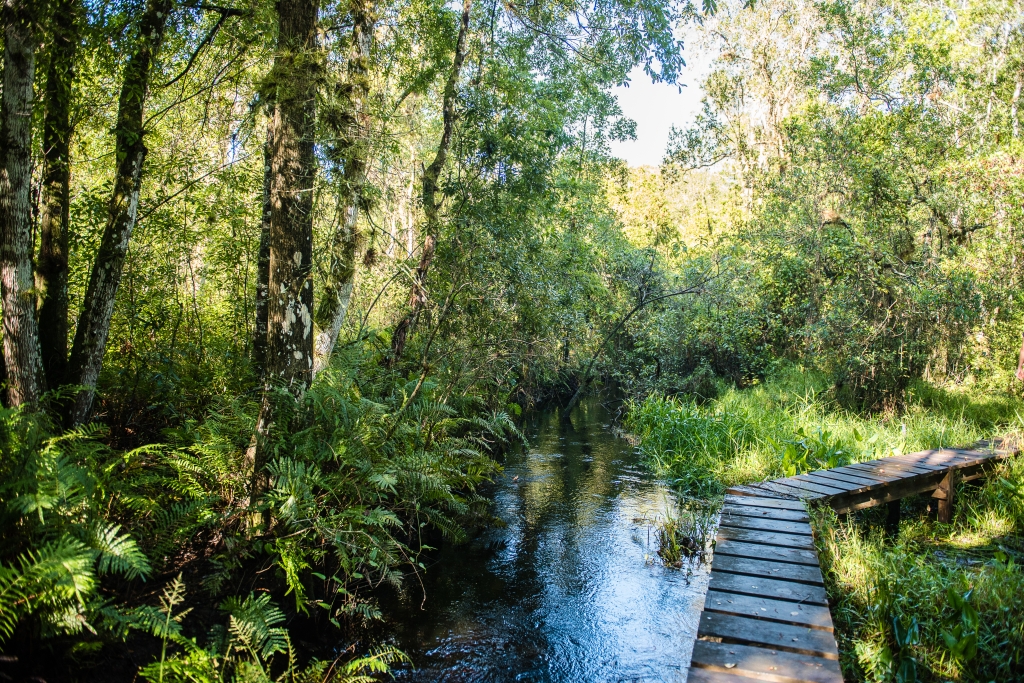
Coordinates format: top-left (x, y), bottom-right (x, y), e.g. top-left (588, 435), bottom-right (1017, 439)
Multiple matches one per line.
top-left (941, 587), bottom-right (979, 663)
top-left (88, 522), bottom-right (152, 580)
top-left (0, 408), bottom-right (152, 642)
top-left (777, 427), bottom-right (849, 476)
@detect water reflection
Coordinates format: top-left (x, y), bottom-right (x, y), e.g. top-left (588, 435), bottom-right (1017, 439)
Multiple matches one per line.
top-left (384, 399), bottom-right (710, 682)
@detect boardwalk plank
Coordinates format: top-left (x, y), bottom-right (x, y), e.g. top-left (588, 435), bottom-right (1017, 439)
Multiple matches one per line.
top-left (708, 571), bottom-right (828, 604)
top-left (807, 469), bottom-right (886, 488)
top-left (788, 473), bottom-right (867, 492)
top-left (690, 641), bottom-right (844, 683)
top-left (825, 470), bottom-right (947, 514)
top-left (717, 526), bottom-right (817, 549)
top-left (757, 480), bottom-right (829, 500)
top-left (850, 459), bottom-right (935, 476)
top-left (697, 612), bottom-right (840, 658)
top-left (724, 494), bottom-right (805, 511)
top-left (823, 464), bottom-right (903, 483)
top-left (686, 668), bottom-right (760, 683)
top-left (723, 504), bottom-right (810, 522)
top-left (720, 514), bottom-right (812, 536)
top-left (712, 554), bottom-right (823, 585)
top-left (727, 485), bottom-right (795, 500)
top-left (703, 590), bottom-right (834, 630)
top-left (772, 477), bottom-right (850, 496)
top-left (714, 539), bottom-right (820, 566)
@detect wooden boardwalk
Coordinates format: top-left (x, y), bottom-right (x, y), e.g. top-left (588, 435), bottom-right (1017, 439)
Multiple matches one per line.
top-left (687, 440), bottom-right (1016, 683)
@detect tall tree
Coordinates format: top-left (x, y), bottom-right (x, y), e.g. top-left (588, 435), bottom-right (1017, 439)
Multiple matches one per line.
top-left (0, 0), bottom-right (45, 408)
top-left (389, 0), bottom-right (472, 364)
top-left (312, 0), bottom-right (376, 378)
top-left (66, 0), bottom-right (172, 424)
top-left (36, 0), bottom-right (79, 391)
top-left (250, 0), bottom-right (320, 501)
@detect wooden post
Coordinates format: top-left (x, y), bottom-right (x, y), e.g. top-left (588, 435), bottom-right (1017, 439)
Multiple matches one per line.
top-left (933, 470), bottom-right (958, 524)
top-left (885, 500), bottom-right (901, 537)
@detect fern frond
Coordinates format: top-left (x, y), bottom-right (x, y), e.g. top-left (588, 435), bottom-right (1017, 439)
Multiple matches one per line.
top-left (222, 593), bottom-right (289, 662)
top-left (87, 523), bottom-right (151, 579)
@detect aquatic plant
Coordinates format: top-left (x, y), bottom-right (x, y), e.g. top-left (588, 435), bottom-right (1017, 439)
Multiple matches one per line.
top-left (654, 499), bottom-right (718, 568)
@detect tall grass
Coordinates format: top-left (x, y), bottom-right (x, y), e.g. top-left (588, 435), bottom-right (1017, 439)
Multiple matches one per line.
top-left (626, 364), bottom-right (1021, 498)
top-left (815, 451), bottom-right (1024, 681)
top-left (627, 364), bottom-right (1024, 681)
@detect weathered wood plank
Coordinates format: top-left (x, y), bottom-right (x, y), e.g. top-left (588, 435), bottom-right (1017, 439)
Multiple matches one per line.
top-left (719, 514), bottom-right (813, 536)
top-left (703, 589), bottom-right (834, 631)
top-left (690, 640), bottom-right (844, 683)
top-left (692, 440), bottom-right (1016, 683)
top-left (708, 571), bottom-right (828, 604)
top-left (850, 458), bottom-right (936, 476)
top-left (794, 471), bottom-right (876, 491)
top-left (697, 612), bottom-right (840, 658)
top-left (772, 476), bottom-right (850, 496)
top-left (843, 460), bottom-right (933, 479)
top-left (757, 480), bottom-right (830, 500)
top-left (723, 503), bottom-right (810, 522)
top-left (727, 485), bottom-right (796, 500)
top-left (823, 463), bottom-right (904, 483)
top-left (886, 455), bottom-right (951, 472)
top-left (717, 526), bottom-right (817, 549)
top-left (823, 470), bottom-right (947, 514)
top-left (724, 494), bottom-right (806, 511)
top-left (787, 473), bottom-right (867, 493)
top-left (713, 539), bottom-right (821, 566)
top-left (712, 554), bottom-right (824, 585)
top-left (806, 468), bottom-right (887, 488)
top-left (686, 667), bottom-right (758, 683)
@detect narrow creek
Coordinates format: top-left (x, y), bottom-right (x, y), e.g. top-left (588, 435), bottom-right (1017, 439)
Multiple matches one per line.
top-left (382, 398), bottom-right (712, 682)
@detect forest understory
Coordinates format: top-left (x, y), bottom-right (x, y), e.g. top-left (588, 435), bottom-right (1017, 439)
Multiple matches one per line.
top-left (1, 0), bottom-right (1023, 680)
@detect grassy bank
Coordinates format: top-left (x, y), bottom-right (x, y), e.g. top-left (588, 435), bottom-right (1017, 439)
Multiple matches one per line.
top-left (626, 365), bottom-right (1024, 681)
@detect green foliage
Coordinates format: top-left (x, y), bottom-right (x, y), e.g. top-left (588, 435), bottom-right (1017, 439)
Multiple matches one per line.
top-left (129, 575), bottom-right (410, 683)
top-left (654, 499), bottom-right (718, 567)
top-left (775, 427), bottom-right (849, 477)
top-left (941, 587), bottom-right (979, 664)
top-left (628, 364), bottom-right (1021, 496)
top-left (0, 408), bottom-right (151, 642)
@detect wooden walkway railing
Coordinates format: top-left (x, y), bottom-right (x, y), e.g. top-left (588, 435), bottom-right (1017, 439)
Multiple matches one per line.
top-left (687, 439), bottom-right (1017, 683)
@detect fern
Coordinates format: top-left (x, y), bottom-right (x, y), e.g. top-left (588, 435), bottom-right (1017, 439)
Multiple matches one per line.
top-left (87, 522), bottom-right (152, 579)
top-left (0, 535), bottom-right (97, 641)
top-left (222, 592), bottom-right (290, 663)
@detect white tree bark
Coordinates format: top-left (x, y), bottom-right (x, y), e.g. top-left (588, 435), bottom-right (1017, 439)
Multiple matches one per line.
top-left (0, 0), bottom-right (44, 407)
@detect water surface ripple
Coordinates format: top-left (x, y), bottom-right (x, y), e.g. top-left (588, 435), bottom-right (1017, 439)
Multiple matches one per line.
top-left (386, 400), bottom-right (710, 682)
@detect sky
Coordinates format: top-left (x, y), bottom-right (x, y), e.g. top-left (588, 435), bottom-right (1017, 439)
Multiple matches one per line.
top-left (608, 58), bottom-right (712, 168)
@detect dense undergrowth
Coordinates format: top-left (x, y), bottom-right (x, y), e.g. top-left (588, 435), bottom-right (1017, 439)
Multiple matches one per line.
top-left (627, 365), bottom-right (1024, 681)
top-left (0, 344), bottom-right (521, 681)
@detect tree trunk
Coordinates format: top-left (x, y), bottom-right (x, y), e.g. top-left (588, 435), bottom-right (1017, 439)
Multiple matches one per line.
top-left (0, 0), bottom-right (45, 408)
top-left (389, 0), bottom-right (471, 364)
top-left (249, 0), bottom-right (320, 503)
top-left (312, 0), bottom-right (375, 379)
top-left (36, 0), bottom-right (78, 391)
top-left (252, 131), bottom-right (273, 377)
top-left (65, 0), bottom-right (171, 425)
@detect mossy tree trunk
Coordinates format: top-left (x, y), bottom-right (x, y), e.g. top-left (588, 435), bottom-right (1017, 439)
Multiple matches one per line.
top-left (36, 0), bottom-right (79, 391)
top-left (0, 0), bottom-right (45, 408)
top-left (312, 0), bottom-right (375, 378)
top-left (250, 0), bottom-right (320, 503)
top-left (66, 0), bottom-right (171, 424)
